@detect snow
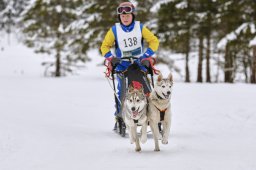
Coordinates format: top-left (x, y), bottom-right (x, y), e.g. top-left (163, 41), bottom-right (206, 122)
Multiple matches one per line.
top-left (249, 36), bottom-right (256, 47)
top-left (176, 1), bottom-right (187, 9)
top-left (1, 37), bottom-right (256, 170)
top-left (55, 5), bottom-right (62, 13)
top-left (150, 0), bottom-right (174, 13)
top-left (129, 0), bottom-right (138, 8)
top-left (217, 23), bottom-right (256, 50)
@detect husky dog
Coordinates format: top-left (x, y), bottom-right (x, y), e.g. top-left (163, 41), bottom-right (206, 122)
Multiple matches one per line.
top-left (123, 82), bottom-right (148, 152)
top-left (148, 73), bottom-right (173, 151)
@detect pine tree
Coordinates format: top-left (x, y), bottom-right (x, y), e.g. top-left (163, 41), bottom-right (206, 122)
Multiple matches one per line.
top-left (77, 0), bottom-right (119, 52)
top-left (67, 0), bottom-right (93, 63)
top-left (0, 0), bottom-right (6, 30)
top-left (217, 1), bottom-right (240, 83)
top-left (193, 0), bottom-right (219, 83)
top-left (0, 0), bottom-right (30, 34)
top-left (217, 0), bottom-right (256, 83)
top-left (22, 0), bottom-right (81, 77)
top-left (158, 0), bottom-right (196, 82)
top-left (136, 0), bottom-right (159, 25)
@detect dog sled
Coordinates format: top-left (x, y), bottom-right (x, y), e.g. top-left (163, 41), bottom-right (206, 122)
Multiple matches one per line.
top-left (105, 56), bottom-right (159, 137)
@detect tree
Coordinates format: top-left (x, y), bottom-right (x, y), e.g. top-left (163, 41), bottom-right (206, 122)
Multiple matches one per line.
top-left (76, 0), bottom-right (119, 52)
top-left (0, 0), bottom-right (6, 30)
top-left (217, 0), bottom-right (256, 83)
top-left (189, 0), bottom-right (219, 83)
top-left (158, 0), bottom-right (196, 82)
top-left (0, 0), bottom-right (30, 44)
top-left (251, 41), bottom-right (256, 83)
top-left (22, 0), bottom-right (81, 77)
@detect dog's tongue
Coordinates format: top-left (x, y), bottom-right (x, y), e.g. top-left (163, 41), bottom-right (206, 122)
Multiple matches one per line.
top-left (132, 111), bottom-right (139, 118)
top-left (163, 93), bottom-right (170, 99)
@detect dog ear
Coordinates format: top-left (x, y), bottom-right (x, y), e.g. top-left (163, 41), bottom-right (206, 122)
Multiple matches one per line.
top-left (157, 72), bottom-right (163, 82)
top-left (139, 86), bottom-right (144, 93)
top-left (168, 73), bottom-right (173, 82)
top-left (128, 85), bottom-right (134, 93)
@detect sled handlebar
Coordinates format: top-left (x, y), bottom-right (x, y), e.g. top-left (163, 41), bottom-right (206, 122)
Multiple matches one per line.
top-left (119, 56), bottom-right (139, 63)
top-left (120, 56), bottom-right (139, 60)
top-left (112, 57), bottom-right (140, 73)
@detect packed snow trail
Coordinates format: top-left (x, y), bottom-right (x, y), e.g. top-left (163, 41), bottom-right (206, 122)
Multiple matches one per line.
top-left (1, 45), bottom-right (256, 170)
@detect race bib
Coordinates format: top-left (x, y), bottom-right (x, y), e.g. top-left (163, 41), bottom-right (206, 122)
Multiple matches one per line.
top-left (116, 21), bottom-right (143, 58)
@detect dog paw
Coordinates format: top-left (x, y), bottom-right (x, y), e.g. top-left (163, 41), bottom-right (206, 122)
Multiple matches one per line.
top-left (135, 147), bottom-right (141, 152)
top-left (140, 136), bottom-right (147, 144)
top-left (162, 139), bottom-right (168, 144)
top-left (154, 148), bottom-right (160, 152)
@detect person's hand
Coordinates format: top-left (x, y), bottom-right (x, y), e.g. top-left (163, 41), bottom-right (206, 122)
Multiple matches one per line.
top-left (107, 56), bottom-right (121, 67)
top-left (141, 59), bottom-right (150, 68)
top-left (112, 57), bottom-right (121, 66)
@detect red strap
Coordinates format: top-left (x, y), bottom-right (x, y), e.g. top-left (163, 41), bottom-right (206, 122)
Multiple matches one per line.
top-left (141, 57), bottom-right (160, 75)
top-left (104, 59), bottom-right (113, 79)
top-left (132, 81), bottom-right (143, 90)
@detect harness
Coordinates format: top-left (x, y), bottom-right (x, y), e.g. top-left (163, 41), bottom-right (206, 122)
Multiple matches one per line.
top-left (154, 105), bottom-right (167, 121)
top-left (153, 92), bottom-right (168, 121)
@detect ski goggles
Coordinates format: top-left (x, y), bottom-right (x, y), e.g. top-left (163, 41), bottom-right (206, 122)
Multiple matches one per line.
top-left (117, 6), bottom-right (134, 14)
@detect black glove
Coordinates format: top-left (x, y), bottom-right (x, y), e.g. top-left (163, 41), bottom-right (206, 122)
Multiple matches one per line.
top-left (111, 57), bottom-right (121, 67)
top-left (141, 59), bottom-right (150, 68)
top-left (141, 59), bottom-right (153, 74)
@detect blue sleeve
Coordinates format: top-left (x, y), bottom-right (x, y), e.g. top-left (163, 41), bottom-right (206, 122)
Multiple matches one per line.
top-left (140, 23), bottom-right (143, 32)
top-left (104, 51), bottom-right (113, 58)
top-left (141, 48), bottom-right (155, 59)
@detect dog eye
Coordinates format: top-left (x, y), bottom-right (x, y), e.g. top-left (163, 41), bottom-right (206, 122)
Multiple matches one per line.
top-left (137, 99), bottom-right (140, 102)
top-left (129, 99), bottom-right (132, 103)
top-left (162, 86), bottom-right (165, 88)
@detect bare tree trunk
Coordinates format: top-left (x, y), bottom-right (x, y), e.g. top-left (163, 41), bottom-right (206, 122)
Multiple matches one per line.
top-left (197, 36), bottom-right (203, 82)
top-left (206, 34), bottom-right (211, 83)
top-left (242, 52), bottom-right (249, 83)
top-left (251, 46), bottom-right (256, 83)
top-left (55, 28), bottom-right (61, 77)
top-left (185, 52), bottom-right (190, 82)
top-left (55, 49), bottom-right (61, 77)
top-left (224, 44), bottom-right (231, 83)
top-left (231, 53), bottom-right (235, 83)
top-left (185, 0), bottom-right (191, 83)
top-left (215, 52), bottom-right (220, 83)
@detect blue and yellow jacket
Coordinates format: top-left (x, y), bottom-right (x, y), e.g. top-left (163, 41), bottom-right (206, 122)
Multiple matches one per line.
top-left (101, 21), bottom-right (159, 71)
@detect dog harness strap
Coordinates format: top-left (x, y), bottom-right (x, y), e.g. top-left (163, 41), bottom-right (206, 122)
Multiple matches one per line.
top-left (154, 105), bottom-right (167, 121)
top-left (155, 92), bottom-right (164, 100)
top-left (160, 111), bottom-right (165, 121)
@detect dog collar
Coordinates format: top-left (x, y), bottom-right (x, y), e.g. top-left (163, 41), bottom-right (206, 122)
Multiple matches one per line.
top-left (155, 91), bottom-right (164, 100)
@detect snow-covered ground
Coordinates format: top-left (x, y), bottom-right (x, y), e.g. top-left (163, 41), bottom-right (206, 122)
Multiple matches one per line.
top-left (1, 38), bottom-right (256, 170)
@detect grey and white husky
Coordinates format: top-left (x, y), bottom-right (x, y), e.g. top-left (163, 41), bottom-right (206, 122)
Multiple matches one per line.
top-left (122, 84), bottom-right (148, 152)
top-left (148, 72), bottom-right (173, 151)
